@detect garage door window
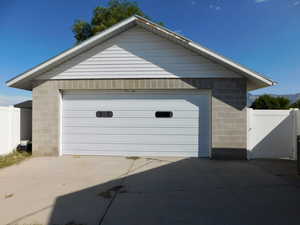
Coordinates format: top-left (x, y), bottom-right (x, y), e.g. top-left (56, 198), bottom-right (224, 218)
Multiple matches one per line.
top-left (96, 111), bottom-right (113, 118)
top-left (155, 111), bottom-right (173, 118)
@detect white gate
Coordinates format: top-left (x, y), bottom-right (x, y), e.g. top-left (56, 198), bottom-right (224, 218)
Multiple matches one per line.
top-left (247, 108), bottom-right (299, 159)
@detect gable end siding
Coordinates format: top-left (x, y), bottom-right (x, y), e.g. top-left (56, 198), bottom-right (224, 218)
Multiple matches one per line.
top-left (37, 27), bottom-right (241, 80)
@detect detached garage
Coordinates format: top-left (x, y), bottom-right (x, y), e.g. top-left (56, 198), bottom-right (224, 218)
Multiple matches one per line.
top-left (6, 15), bottom-right (275, 159)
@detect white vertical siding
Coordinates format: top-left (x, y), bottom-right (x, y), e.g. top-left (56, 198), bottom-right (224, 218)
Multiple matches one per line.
top-left (38, 27), bottom-right (240, 80)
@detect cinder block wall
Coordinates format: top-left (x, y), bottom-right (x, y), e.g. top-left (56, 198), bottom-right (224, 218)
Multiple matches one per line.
top-left (32, 82), bottom-right (60, 156)
top-left (32, 78), bottom-right (247, 159)
top-left (211, 79), bottom-right (247, 159)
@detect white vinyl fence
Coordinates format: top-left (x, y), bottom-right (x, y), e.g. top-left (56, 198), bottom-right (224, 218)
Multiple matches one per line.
top-left (0, 106), bottom-right (32, 155)
top-left (247, 108), bottom-right (299, 159)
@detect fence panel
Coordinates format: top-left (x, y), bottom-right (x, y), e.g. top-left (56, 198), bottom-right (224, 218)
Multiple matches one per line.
top-left (0, 106), bottom-right (32, 155)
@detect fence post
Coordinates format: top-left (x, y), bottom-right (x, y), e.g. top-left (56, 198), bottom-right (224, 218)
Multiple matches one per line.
top-left (247, 108), bottom-right (253, 160)
top-left (291, 109), bottom-right (298, 160)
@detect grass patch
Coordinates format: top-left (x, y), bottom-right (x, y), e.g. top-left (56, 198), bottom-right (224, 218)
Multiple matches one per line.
top-left (0, 151), bottom-right (31, 169)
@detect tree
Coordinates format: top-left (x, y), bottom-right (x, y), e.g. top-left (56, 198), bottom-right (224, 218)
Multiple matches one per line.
top-left (290, 99), bottom-right (300, 109)
top-left (251, 95), bottom-right (291, 109)
top-left (72, 0), bottom-right (161, 43)
top-left (276, 97), bottom-right (291, 109)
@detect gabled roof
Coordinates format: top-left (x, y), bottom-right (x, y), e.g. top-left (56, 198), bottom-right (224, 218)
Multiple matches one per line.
top-left (6, 15), bottom-right (276, 90)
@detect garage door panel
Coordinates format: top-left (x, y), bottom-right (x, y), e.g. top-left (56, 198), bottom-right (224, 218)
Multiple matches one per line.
top-left (63, 100), bottom-right (200, 110)
top-left (64, 92), bottom-right (202, 100)
top-left (62, 144), bottom-right (199, 157)
top-left (63, 150), bottom-right (199, 157)
top-left (63, 110), bottom-right (199, 118)
top-left (63, 118), bottom-right (199, 128)
top-left (63, 143), bottom-right (198, 151)
top-left (63, 134), bottom-right (198, 145)
top-left (63, 105), bottom-right (200, 111)
top-left (64, 98), bottom-right (200, 104)
top-left (63, 127), bottom-right (199, 135)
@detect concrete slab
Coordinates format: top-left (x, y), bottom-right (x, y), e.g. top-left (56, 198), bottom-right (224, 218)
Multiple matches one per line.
top-left (102, 191), bottom-right (243, 225)
top-left (1, 156), bottom-right (300, 225)
top-left (101, 158), bottom-right (300, 225)
top-left (0, 156), bottom-right (133, 225)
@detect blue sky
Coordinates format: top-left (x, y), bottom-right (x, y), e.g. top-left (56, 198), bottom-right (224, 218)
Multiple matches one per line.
top-left (1, 0), bottom-right (299, 105)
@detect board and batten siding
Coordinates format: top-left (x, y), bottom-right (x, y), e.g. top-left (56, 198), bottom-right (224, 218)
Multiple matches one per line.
top-left (38, 27), bottom-right (241, 80)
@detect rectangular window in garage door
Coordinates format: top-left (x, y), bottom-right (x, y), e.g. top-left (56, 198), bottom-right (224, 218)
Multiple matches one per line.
top-left (96, 111), bottom-right (113, 118)
top-left (155, 111), bottom-right (173, 118)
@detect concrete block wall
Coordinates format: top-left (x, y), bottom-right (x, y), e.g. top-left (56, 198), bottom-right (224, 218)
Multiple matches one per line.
top-left (32, 82), bottom-right (60, 156)
top-left (32, 78), bottom-right (247, 158)
top-left (211, 79), bottom-right (247, 159)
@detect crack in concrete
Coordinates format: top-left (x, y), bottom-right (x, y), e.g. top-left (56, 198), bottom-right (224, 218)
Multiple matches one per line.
top-left (98, 158), bottom-right (137, 225)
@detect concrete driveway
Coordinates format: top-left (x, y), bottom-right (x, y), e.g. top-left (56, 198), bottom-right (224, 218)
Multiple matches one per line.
top-left (1, 156), bottom-right (300, 225)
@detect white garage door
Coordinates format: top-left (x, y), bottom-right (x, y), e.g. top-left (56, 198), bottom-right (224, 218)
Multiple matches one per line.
top-left (62, 90), bottom-right (211, 157)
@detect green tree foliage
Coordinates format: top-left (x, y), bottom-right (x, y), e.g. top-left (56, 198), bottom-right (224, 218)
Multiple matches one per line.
top-left (290, 99), bottom-right (300, 109)
top-left (72, 21), bottom-right (92, 43)
top-left (251, 95), bottom-right (291, 109)
top-left (72, 0), bottom-right (161, 43)
top-left (276, 97), bottom-right (291, 109)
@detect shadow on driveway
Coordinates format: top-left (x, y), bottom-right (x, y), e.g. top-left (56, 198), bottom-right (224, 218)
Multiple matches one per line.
top-left (42, 158), bottom-right (300, 225)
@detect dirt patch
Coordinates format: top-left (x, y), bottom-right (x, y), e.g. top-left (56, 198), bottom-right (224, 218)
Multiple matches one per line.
top-left (4, 193), bottom-right (14, 199)
top-left (126, 156), bottom-right (140, 160)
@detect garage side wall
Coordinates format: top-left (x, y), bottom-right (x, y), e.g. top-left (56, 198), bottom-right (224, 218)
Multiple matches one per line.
top-left (32, 78), bottom-right (247, 159)
top-left (32, 83), bottom-right (61, 156)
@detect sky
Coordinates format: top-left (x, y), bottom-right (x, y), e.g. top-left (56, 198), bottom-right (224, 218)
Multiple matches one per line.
top-left (0, 0), bottom-right (299, 105)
